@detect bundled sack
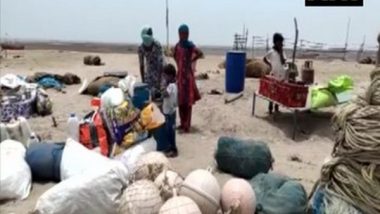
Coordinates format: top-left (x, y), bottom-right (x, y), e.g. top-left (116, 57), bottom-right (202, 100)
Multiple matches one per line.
top-left (0, 82), bottom-right (38, 122)
top-left (0, 140), bottom-right (32, 201)
top-left (246, 60), bottom-right (270, 78)
top-left (25, 142), bottom-right (65, 182)
top-left (60, 138), bottom-right (112, 180)
top-left (328, 75), bottom-right (354, 94)
top-left (113, 137), bottom-right (156, 171)
top-left (35, 87), bottom-right (53, 116)
top-left (79, 110), bottom-right (111, 156)
top-left (33, 161), bottom-right (128, 214)
top-left (215, 136), bottom-right (274, 179)
top-left (0, 116), bottom-right (33, 147)
top-left (250, 173), bottom-right (307, 214)
top-left (311, 87), bottom-right (337, 109)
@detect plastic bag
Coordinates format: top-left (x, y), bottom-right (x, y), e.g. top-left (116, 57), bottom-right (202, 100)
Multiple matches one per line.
top-left (60, 138), bottom-right (112, 180)
top-left (328, 75), bottom-right (353, 94)
top-left (33, 161), bottom-right (129, 214)
top-left (215, 136), bottom-right (274, 179)
top-left (0, 116), bottom-right (33, 147)
top-left (26, 143), bottom-right (65, 182)
top-left (250, 173), bottom-right (307, 214)
top-left (311, 87), bottom-right (337, 109)
top-left (0, 140), bottom-right (32, 201)
top-left (113, 137), bottom-right (156, 172)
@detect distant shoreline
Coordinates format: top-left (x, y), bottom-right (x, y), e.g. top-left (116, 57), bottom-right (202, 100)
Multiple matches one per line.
top-left (0, 40), bottom-right (376, 61)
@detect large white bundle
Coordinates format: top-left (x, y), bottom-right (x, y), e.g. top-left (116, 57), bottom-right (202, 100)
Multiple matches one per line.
top-left (60, 138), bottom-right (112, 180)
top-left (114, 137), bottom-right (157, 172)
top-left (33, 161), bottom-right (129, 214)
top-left (119, 179), bottom-right (163, 214)
top-left (0, 140), bottom-right (32, 201)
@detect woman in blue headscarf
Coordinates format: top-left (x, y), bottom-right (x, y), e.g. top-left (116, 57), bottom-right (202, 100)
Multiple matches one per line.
top-left (172, 24), bottom-right (203, 133)
top-left (138, 26), bottom-right (165, 98)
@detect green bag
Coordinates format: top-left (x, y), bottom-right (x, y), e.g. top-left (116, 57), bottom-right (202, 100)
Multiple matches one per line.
top-left (250, 173), bottom-right (308, 214)
top-left (311, 87), bottom-right (337, 109)
top-left (328, 75), bottom-right (353, 94)
top-left (215, 136), bottom-right (273, 179)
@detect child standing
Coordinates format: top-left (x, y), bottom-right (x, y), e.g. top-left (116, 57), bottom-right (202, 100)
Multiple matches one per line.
top-left (264, 33), bottom-right (288, 114)
top-left (162, 64), bottom-right (178, 158)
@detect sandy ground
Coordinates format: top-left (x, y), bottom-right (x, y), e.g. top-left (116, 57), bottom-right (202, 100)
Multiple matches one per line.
top-left (0, 49), bottom-right (375, 214)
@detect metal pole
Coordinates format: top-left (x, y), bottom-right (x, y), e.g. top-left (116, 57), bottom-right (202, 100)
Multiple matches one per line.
top-left (251, 36), bottom-right (255, 58)
top-left (343, 17), bottom-right (351, 61)
top-left (165, 0), bottom-right (169, 51)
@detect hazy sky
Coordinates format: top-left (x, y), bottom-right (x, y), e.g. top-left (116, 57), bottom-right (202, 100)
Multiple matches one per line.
top-left (1, 0), bottom-right (379, 48)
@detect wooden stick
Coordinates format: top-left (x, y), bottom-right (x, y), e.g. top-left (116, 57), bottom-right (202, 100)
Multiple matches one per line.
top-left (292, 18), bottom-right (299, 64)
top-left (225, 93), bottom-right (243, 104)
top-left (377, 33), bottom-right (380, 67)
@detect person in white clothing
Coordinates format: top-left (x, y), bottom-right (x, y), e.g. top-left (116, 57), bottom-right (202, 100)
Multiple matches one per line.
top-left (161, 64), bottom-right (178, 158)
top-left (264, 33), bottom-right (288, 113)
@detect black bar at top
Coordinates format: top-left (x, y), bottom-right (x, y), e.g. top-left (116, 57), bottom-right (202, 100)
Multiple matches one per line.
top-left (305, 0), bottom-right (363, 6)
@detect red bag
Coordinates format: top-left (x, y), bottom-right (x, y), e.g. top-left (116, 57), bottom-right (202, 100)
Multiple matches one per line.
top-left (79, 111), bottom-right (110, 156)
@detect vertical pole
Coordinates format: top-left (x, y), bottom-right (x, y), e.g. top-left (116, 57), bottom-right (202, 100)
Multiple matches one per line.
top-left (292, 18), bottom-right (299, 64)
top-left (252, 36), bottom-right (255, 58)
top-left (343, 17), bottom-right (351, 61)
top-left (356, 35), bottom-right (365, 62)
top-left (165, 0), bottom-right (169, 51)
top-left (377, 33), bottom-right (380, 67)
top-left (266, 34), bottom-right (269, 53)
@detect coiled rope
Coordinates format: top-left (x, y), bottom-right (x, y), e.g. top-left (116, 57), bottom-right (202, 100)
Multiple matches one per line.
top-left (320, 67), bottom-right (380, 214)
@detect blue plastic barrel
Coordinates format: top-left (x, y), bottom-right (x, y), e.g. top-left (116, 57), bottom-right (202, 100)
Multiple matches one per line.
top-left (225, 51), bottom-right (246, 93)
top-left (132, 82), bottom-right (150, 109)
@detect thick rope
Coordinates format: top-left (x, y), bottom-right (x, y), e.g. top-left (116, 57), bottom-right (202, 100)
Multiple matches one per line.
top-left (320, 68), bottom-right (380, 213)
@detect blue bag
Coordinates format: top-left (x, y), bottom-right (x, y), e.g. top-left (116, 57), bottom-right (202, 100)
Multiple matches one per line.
top-left (25, 142), bottom-right (65, 182)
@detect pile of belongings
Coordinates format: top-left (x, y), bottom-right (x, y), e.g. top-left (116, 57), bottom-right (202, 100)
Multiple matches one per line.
top-left (0, 74), bottom-right (53, 122)
top-left (79, 71), bottom-right (128, 97)
top-left (25, 72), bottom-right (81, 92)
top-left (310, 75), bottom-right (353, 109)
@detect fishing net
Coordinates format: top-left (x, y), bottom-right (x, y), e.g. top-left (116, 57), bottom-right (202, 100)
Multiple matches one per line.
top-left (318, 68), bottom-right (380, 214)
top-left (214, 136), bottom-right (273, 179)
top-left (250, 173), bottom-right (307, 214)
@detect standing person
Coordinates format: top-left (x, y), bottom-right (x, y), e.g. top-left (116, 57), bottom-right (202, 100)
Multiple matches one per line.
top-left (172, 24), bottom-right (203, 133)
top-left (263, 33), bottom-right (288, 114)
top-left (138, 26), bottom-right (165, 99)
top-left (161, 64), bottom-right (178, 157)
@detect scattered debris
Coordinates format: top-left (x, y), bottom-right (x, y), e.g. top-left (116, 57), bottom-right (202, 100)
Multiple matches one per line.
top-left (208, 89), bottom-right (223, 95)
top-left (195, 73), bottom-right (209, 80)
top-left (13, 55), bottom-right (22, 59)
top-left (224, 93), bottom-right (243, 104)
top-left (52, 116), bottom-right (58, 127)
top-left (289, 155), bottom-right (303, 163)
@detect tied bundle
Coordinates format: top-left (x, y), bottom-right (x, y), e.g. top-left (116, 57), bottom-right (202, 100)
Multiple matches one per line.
top-left (320, 68), bottom-right (380, 214)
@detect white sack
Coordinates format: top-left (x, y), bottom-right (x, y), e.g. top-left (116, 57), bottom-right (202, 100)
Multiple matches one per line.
top-left (0, 139), bottom-right (32, 200)
top-left (114, 137), bottom-right (156, 172)
top-left (60, 138), bottom-right (112, 180)
top-left (33, 161), bottom-right (129, 214)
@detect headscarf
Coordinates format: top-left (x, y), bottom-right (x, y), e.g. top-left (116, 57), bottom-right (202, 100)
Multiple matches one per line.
top-left (178, 24), bottom-right (195, 49)
top-left (272, 33), bottom-right (286, 65)
top-left (141, 26), bottom-right (154, 47)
